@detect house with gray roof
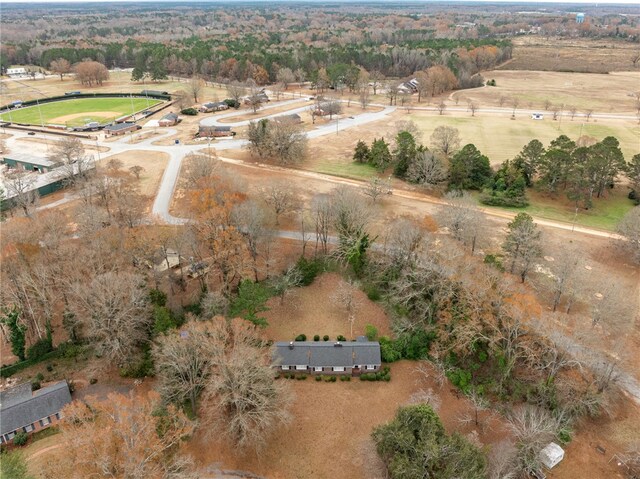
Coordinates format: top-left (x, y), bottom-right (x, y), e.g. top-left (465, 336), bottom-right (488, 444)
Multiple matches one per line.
top-left (272, 337), bottom-right (381, 375)
top-left (159, 112), bottom-right (180, 127)
top-left (0, 380), bottom-right (72, 444)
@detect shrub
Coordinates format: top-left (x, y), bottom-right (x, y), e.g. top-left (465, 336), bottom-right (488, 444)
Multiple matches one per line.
top-left (323, 335), bottom-right (330, 341)
top-left (363, 283), bottom-right (381, 301)
top-left (153, 306), bottom-right (178, 335)
top-left (180, 107), bottom-right (198, 116)
top-left (148, 289), bottom-right (167, 307)
top-left (119, 348), bottom-right (154, 378)
top-left (13, 431), bottom-right (28, 446)
top-left (46, 364), bottom-right (53, 372)
top-left (313, 335), bottom-right (320, 341)
top-left (26, 338), bottom-right (53, 361)
top-left (89, 378), bottom-right (98, 385)
top-left (337, 335), bottom-right (347, 342)
top-left (480, 193), bottom-right (529, 208)
top-left (379, 336), bottom-right (402, 363)
top-left (330, 376), bottom-right (337, 382)
top-left (31, 380), bottom-right (41, 391)
top-left (483, 254), bottom-right (505, 272)
top-left (315, 375), bottom-right (322, 381)
top-left (447, 368), bottom-right (473, 394)
top-left (295, 334), bottom-right (307, 341)
top-left (296, 374), bottom-right (308, 380)
top-left (365, 324), bottom-right (379, 341)
top-left (557, 428), bottom-right (572, 445)
top-left (36, 372), bottom-right (44, 381)
top-left (323, 375), bottom-right (333, 382)
top-left (295, 256), bottom-right (323, 286)
top-left (224, 98), bottom-right (240, 109)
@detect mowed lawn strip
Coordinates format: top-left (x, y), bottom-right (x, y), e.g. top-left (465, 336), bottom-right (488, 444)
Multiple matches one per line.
top-left (0, 97), bottom-right (161, 126)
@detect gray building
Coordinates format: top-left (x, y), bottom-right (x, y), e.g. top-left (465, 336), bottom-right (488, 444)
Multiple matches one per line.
top-left (273, 338), bottom-right (381, 375)
top-left (0, 380), bottom-right (72, 443)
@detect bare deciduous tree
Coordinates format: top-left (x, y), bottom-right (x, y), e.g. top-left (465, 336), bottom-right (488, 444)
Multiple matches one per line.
top-left (4, 171), bottom-right (39, 217)
top-left (438, 191), bottom-right (484, 254)
top-left (616, 206), bottom-right (640, 264)
top-left (232, 200), bottom-right (274, 281)
top-left (226, 81), bottom-right (246, 104)
top-left (184, 151), bottom-right (219, 187)
top-left (406, 150), bottom-right (447, 188)
top-left (311, 193), bottom-right (334, 255)
top-left (50, 58), bottom-right (71, 81)
top-left (71, 271), bottom-right (151, 365)
top-left (362, 177), bottom-right (391, 203)
top-left (507, 406), bottom-right (561, 475)
top-left (50, 137), bottom-right (93, 183)
top-left (129, 165), bottom-right (144, 179)
top-left (331, 278), bottom-right (362, 338)
top-left (437, 100), bottom-right (447, 115)
top-left (430, 125), bottom-right (461, 159)
top-left (260, 181), bottom-right (300, 225)
top-left (188, 75), bottom-right (204, 103)
top-left (201, 318), bottom-right (291, 451)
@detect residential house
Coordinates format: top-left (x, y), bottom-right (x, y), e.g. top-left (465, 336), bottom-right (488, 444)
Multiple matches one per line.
top-left (197, 125), bottom-right (235, 138)
top-left (159, 112), bottom-right (180, 127)
top-left (244, 93), bottom-right (270, 106)
top-left (199, 101), bottom-right (229, 113)
top-left (272, 338), bottom-right (381, 375)
top-left (0, 381), bottom-right (72, 444)
top-left (397, 78), bottom-right (419, 95)
top-left (104, 122), bottom-right (142, 137)
top-left (273, 113), bottom-right (302, 124)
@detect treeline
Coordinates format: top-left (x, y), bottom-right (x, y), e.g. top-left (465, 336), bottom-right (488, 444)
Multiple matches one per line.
top-left (2, 37), bottom-right (510, 89)
top-left (352, 127), bottom-right (639, 208)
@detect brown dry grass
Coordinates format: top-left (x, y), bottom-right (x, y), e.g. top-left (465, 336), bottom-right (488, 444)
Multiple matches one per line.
top-left (99, 149), bottom-right (168, 197)
top-left (502, 36), bottom-right (640, 73)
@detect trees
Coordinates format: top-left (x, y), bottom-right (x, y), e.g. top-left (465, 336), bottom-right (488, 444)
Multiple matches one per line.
top-left (406, 150), bottom-right (447, 188)
top-left (430, 126), bottom-right (460, 159)
top-left (393, 130), bottom-right (417, 178)
top-left (512, 139), bottom-right (545, 187)
top-left (507, 406), bottom-right (561, 475)
top-left (363, 177), bottom-right (392, 203)
top-left (74, 60), bottom-right (108, 86)
top-left (448, 144), bottom-right (492, 191)
top-left (353, 140), bottom-right (370, 164)
top-left (0, 451), bottom-right (33, 479)
top-left (226, 81), bottom-right (246, 104)
top-left (330, 279), bottom-right (361, 338)
top-left (4, 171), bottom-right (39, 217)
top-left (628, 153), bottom-right (640, 200)
top-left (183, 151), bottom-right (219, 187)
top-left (370, 70), bottom-right (384, 95)
top-left (331, 185), bottom-right (373, 274)
top-left (318, 98), bottom-right (342, 120)
top-left (200, 318), bottom-right (291, 450)
top-left (311, 193), bottom-right (333, 255)
top-left (187, 75), bottom-right (204, 103)
top-left (260, 180), bottom-right (300, 225)
top-left (616, 206), bottom-right (640, 264)
top-left (43, 392), bottom-right (195, 479)
top-left (70, 271), bottom-right (151, 365)
top-left (153, 320), bottom-right (221, 412)
top-left (502, 213), bottom-right (542, 283)
top-left (50, 137), bottom-right (93, 184)
top-left (1, 306), bottom-right (26, 361)
top-left (50, 58), bottom-right (71, 80)
top-left (232, 200), bottom-right (273, 280)
top-left (373, 404), bottom-right (486, 479)
top-left (247, 119), bottom-right (307, 165)
top-left (438, 191), bottom-right (483, 253)
top-left (369, 138), bottom-right (392, 171)
top-left (276, 67), bottom-right (295, 90)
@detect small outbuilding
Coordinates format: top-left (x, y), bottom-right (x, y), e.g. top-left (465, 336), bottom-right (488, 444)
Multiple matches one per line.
top-left (273, 113), bottom-right (302, 124)
top-left (159, 112), bottom-right (180, 127)
top-left (104, 122), bottom-right (141, 137)
top-left (199, 101), bottom-right (229, 113)
top-left (539, 442), bottom-right (564, 470)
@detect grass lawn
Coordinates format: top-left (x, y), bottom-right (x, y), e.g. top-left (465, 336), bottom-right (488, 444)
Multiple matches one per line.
top-left (408, 113), bottom-right (640, 165)
top-left (0, 97), bottom-right (161, 126)
top-left (478, 187), bottom-right (635, 231)
top-left (310, 160), bottom-right (378, 180)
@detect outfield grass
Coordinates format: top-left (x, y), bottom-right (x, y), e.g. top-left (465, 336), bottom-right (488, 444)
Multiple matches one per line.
top-left (0, 97), bottom-right (161, 126)
top-left (477, 188), bottom-right (634, 231)
top-left (409, 113), bottom-right (640, 165)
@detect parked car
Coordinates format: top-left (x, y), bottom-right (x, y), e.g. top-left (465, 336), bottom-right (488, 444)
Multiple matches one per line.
top-left (27, 131), bottom-right (36, 135)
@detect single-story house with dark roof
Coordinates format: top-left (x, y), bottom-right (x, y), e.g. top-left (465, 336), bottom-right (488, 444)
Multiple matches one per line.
top-left (272, 338), bottom-right (381, 375)
top-left (104, 122), bottom-right (141, 137)
top-left (2, 153), bottom-right (61, 173)
top-left (199, 101), bottom-right (229, 113)
top-left (273, 113), bottom-right (302, 124)
top-left (198, 125), bottom-right (235, 138)
top-left (159, 112), bottom-right (180, 127)
top-left (0, 380), bottom-right (72, 444)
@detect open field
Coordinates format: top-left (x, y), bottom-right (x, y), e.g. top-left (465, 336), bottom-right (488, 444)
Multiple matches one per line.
top-left (452, 71), bottom-right (640, 114)
top-left (478, 187), bottom-right (635, 231)
top-left (406, 112), bottom-right (640, 165)
top-left (501, 36), bottom-right (640, 73)
top-left (0, 97), bottom-right (161, 126)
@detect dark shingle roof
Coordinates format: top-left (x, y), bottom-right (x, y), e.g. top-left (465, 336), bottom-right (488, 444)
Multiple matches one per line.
top-left (273, 341), bottom-right (381, 368)
top-left (104, 122), bottom-right (137, 132)
top-left (161, 112), bottom-right (178, 121)
top-left (0, 381), bottom-right (72, 435)
top-left (214, 126), bottom-right (232, 131)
